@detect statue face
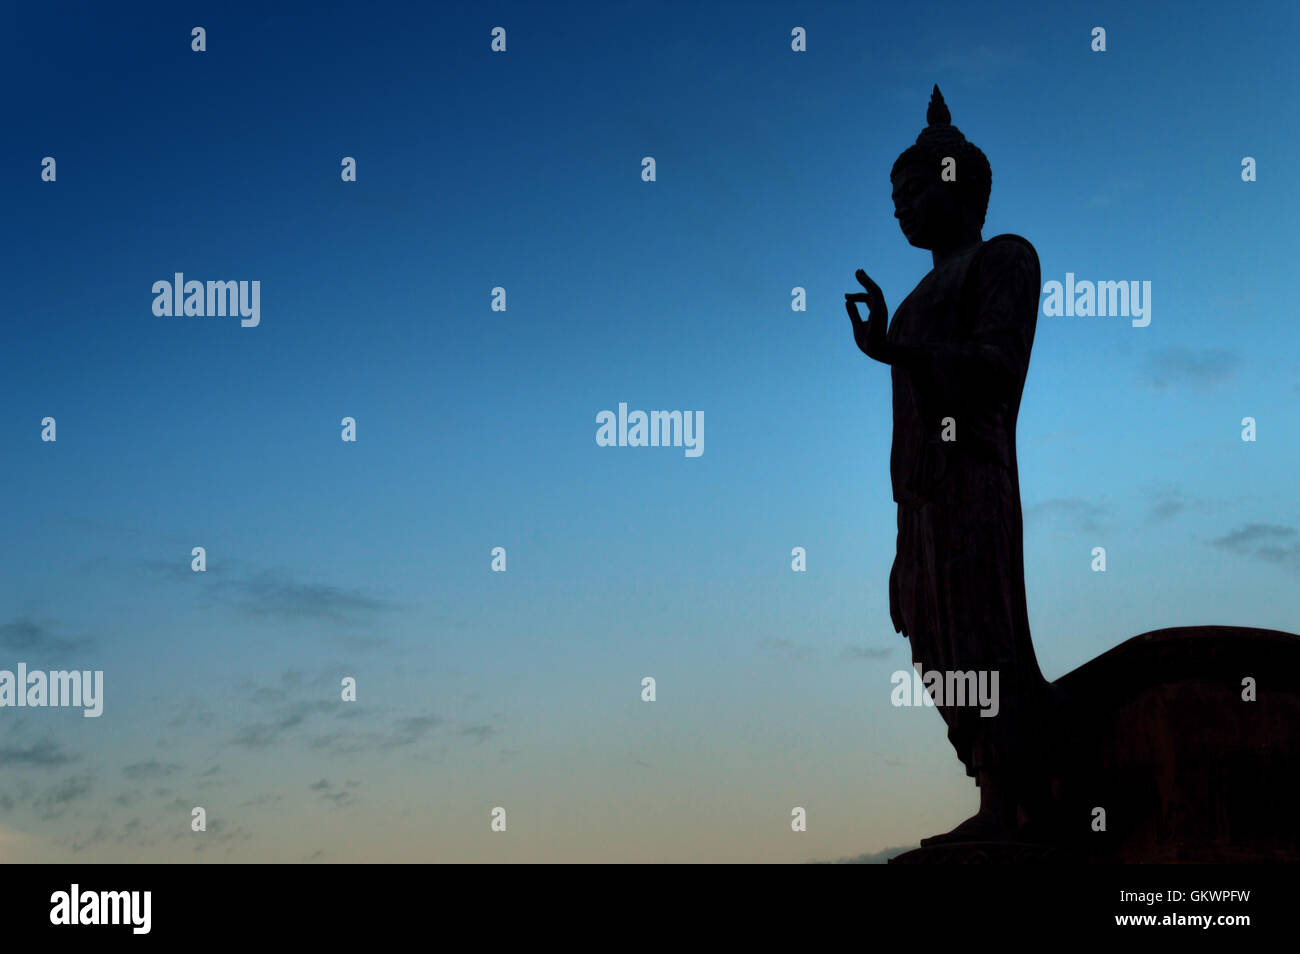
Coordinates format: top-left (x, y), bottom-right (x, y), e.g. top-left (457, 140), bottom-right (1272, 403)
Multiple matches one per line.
top-left (891, 163), bottom-right (965, 250)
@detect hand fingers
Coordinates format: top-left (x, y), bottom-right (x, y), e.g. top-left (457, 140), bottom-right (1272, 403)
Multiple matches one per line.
top-left (855, 270), bottom-right (879, 294)
top-left (844, 294), bottom-right (872, 322)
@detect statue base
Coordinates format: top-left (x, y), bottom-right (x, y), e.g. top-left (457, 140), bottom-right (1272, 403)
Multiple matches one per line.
top-left (891, 626), bottom-right (1300, 864)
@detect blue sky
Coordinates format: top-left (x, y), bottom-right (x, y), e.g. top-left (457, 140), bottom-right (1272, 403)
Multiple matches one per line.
top-left (1, 0), bottom-right (1297, 861)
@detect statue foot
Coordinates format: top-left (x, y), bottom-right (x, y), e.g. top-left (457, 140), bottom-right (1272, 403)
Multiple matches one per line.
top-left (919, 808), bottom-right (1019, 847)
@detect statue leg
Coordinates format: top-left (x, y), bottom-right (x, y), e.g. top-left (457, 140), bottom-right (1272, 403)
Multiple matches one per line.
top-left (898, 463), bottom-right (1053, 843)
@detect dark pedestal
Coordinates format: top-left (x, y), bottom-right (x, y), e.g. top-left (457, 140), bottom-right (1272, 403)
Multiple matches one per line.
top-left (890, 626), bottom-right (1300, 864)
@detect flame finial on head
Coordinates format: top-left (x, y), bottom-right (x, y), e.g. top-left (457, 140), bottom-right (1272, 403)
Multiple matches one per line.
top-left (890, 84), bottom-right (993, 227)
top-left (927, 85), bottom-right (951, 126)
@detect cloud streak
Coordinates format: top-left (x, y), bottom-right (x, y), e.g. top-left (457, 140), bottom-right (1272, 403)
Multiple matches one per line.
top-left (1210, 523), bottom-right (1300, 572)
top-left (844, 646), bottom-right (894, 661)
top-left (122, 760), bottom-right (182, 781)
top-left (139, 561), bottom-right (400, 626)
top-left (0, 618), bottom-right (92, 656)
top-left (1138, 347), bottom-right (1240, 391)
top-left (32, 775), bottom-right (93, 820)
top-left (1024, 498), bottom-right (1111, 534)
top-left (0, 740), bottom-right (77, 770)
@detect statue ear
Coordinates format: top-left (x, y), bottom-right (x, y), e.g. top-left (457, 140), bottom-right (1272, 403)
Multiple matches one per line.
top-left (959, 193), bottom-right (984, 232)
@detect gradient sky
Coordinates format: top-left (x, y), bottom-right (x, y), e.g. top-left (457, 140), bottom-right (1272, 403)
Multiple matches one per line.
top-left (2, 0), bottom-right (1297, 862)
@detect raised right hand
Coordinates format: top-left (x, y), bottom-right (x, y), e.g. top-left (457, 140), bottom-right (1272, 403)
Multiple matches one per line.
top-left (844, 269), bottom-right (892, 364)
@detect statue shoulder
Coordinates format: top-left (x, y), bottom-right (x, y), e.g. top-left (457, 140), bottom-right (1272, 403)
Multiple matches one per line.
top-left (963, 235), bottom-right (1040, 316)
top-left (971, 234), bottom-right (1040, 290)
top-left (980, 233), bottom-right (1039, 266)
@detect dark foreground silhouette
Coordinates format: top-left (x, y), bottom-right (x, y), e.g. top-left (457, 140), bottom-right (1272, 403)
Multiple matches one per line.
top-left (845, 87), bottom-right (1300, 862)
top-left (893, 625), bottom-right (1300, 862)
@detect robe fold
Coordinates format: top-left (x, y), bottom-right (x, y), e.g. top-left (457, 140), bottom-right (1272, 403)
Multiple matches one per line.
top-left (886, 233), bottom-right (1052, 780)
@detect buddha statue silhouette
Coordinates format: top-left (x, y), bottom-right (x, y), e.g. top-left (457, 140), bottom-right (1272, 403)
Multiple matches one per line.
top-left (845, 86), bottom-right (1055, 845)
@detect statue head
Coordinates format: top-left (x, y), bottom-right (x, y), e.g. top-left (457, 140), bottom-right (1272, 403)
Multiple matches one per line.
top-left (890, 86), bottom-right (992, 250)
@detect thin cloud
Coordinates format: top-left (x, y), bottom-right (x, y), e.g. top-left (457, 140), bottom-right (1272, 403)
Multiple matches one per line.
top-left (69, 824), bottom-right (110, 854)
top-left (1149, 497), bottom-right (1185, 522)
top-left (844, 646), bottom-right (894, 661)
top-left (240, 794), bottom-right (283, 808)
top-left (1144, 484), bottom-right (1186, 524)
top-left (0, 740), bottom-right (77, 770)
top-left (122, 760), bottom-right (182, 781)
top-left (384, 715), bottom-right (441, 748)
top-left (459, 725), bottom-right (495, 745)
top-left (136, 558), bottom-right (209, 584)
top-left (757, 638), bottom-right (814, 661)
top-left (192, 818), bottom-right (254, 854)
top-left (139, 561), bottom-right (400, 625)
top-left (1139, 347), bottom-right (1239, 391)
top-left (1142, 484), bottom-right (1222, 526)
top-left (161, 697), bottom-right (218, 730)
top-left (308, 714), bottom-right (450, 755)
top-left (0, 618), bottom-right (91, 655)
top-left (235, 573), bottom-right (397, 622)
top-left (33, 775), bottom-right (94, 820)
top-left (1210, 523), bottom-right (1300, 572)
top-left (231, 700), bottom-right (337, 749)
top-left (1024, 498), bottom-right (1110, 534)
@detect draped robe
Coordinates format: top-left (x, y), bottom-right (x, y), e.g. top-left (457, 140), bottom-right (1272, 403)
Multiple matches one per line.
top-left (886, 233), bottom-right (1052, 781)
